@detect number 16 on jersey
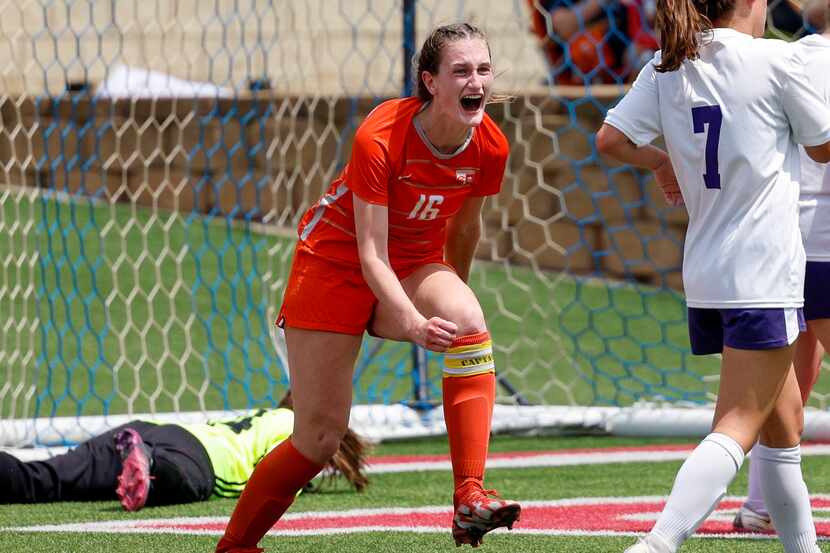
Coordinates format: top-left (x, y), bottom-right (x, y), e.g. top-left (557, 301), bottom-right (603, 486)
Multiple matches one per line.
top-left (408, 194), bottom-right (444, 221)
top-left (692, 105), bottom-right (723, 190)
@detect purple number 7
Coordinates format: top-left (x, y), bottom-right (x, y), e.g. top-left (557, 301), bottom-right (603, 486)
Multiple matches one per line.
top-left (692, 105), bottom-right (722, 190)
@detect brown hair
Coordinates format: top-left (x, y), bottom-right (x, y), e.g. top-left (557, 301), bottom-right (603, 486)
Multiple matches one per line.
top-left (655, 0), bottom-right (736, 72)
top-left (414, 23), bottom-right (512, 104)
top-left (278, 390), bottom-right (371, 493)
top-left (415, 23), bottom-right (487, 102)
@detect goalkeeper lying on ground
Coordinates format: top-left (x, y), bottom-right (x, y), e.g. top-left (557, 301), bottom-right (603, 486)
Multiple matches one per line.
top-left (0, 391), bottom-right (369, 511)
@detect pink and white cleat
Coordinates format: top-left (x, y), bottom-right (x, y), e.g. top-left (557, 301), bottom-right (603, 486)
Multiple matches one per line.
top-left (733, 504), bottom-right (774, 533)
top-left (114, 428), bottom-right (152, 512)
top-left (452, 482), bottom-right (521, 547)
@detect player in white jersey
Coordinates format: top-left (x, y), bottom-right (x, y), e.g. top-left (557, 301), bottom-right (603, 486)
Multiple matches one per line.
top-left (595, 0), bottom-right (830, 552)
top-left (736, 3), bottom-right (830, 533)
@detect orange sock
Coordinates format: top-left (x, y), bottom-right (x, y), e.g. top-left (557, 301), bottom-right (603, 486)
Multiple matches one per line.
top-left (442, 331), bottom-right (496, 490)
top-left (216, 438), bottom-right (323, 553)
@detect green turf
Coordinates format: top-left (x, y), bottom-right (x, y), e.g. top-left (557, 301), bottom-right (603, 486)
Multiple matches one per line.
top-left (380, 433), bottom-right (696, 455)
top-left (5, 532), bottom-right (825, 553)
top-left (0, 194), bottom-right (698, 417)
top-left (2, 192), bottom-right (828, 420)
top-left (2, 435), bottom-right (830, 552)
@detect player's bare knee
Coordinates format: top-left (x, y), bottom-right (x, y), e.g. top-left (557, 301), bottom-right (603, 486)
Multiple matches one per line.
top-left (710, 422), bottom-right (757, 453)
top-left (451, 307), bottom-right (487, 337)
top-left (794, 402), bottom-right (805, 437)
top-left (760, 404), bottom-right (804, 448)
top-left (312, 427), bottom-right (347, 461)
top-left (759, 428), bottom-right (802, 448)
top-left (293, 416), bottom-right (348, 462)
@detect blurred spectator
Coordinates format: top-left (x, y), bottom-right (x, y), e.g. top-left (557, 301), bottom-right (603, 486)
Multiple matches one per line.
top-left (767, 0), bottom-right (815, 34)
top-left (623, 0), bottom-right (658, 76)
top-left (768, 0), bottom-right (820, 35)
top-left (802, 0), bottom-right (829, 32)
top-left (527, 0), bottom-right (657, 85)
top-left (769, 0), bottom-right (805, 34)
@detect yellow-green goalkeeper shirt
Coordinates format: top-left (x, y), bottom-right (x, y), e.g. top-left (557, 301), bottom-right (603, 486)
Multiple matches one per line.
top-left (181, 408), bottom-right (294, 498)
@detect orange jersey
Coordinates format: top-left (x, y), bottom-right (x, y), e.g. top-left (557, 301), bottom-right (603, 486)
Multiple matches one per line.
top-left (296, 97), bottom-right (509, 273)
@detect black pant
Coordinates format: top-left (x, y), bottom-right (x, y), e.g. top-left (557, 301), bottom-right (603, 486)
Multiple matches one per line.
top-left (0, 421), bottom-right (214, 505)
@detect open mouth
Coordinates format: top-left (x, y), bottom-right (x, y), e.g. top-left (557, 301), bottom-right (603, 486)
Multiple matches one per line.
top-left (460, 94), bottom-right (483, 112)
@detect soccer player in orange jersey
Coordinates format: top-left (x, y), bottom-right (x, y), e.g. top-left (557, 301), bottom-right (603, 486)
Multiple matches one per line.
top-left (216, 23), bottom-right (520, 552)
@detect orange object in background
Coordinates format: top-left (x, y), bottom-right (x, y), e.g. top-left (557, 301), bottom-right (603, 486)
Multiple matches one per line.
top-left (526, 0), bottom-right (657, 85)
top-left (568, 21), bottom-right (617, 79)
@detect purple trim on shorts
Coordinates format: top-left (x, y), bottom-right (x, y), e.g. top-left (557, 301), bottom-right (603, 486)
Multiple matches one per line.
top-left (687, 307), bottom-right (805, 355)
top-left (804, 261), bottom-right (830, 321)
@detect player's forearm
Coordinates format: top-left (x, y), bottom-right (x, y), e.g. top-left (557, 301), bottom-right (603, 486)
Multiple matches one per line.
top-left (445, 222), bottom-right (481, 283)
top-left (359, 254), bottom-right (422, 328)
top-left (596, 124), bottom-right (668, 171)
top-left (353, 198), bottom-right (422, 329)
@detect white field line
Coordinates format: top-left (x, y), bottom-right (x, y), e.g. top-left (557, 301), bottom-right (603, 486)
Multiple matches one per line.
top-left (5, 496), bottom-right (830, 540)
top-left (8, 443), bottom-right (830, 470)
top-left (0, 525), bottom-right (804, 539)
top-left (366, 444), bottom-right (830, 474)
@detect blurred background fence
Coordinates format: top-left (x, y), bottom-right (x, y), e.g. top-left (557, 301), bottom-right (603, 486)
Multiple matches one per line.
top-left (0, 0), bottom-right (826, 445)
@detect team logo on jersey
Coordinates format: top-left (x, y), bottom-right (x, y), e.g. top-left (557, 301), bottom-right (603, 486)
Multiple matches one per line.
top-left (456, 169), bottom-right (475, 185)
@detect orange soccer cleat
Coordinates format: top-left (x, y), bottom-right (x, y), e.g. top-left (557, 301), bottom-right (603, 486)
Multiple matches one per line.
top-left (451, 481), bottom-right (521, 548)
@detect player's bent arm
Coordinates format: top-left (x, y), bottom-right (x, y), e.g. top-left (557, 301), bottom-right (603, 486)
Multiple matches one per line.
top-left (596, 123), bottom-right (668, 170)
top-left (444, 196), bottom-right (485, 283)
top-left (353, 196), bottom-right (422, 327)
top-left (353, 195), bottom-right (456, 350)
top-left (596, 123), bottom-right (683, 206)
top-left (804, 141), bottom-right (830, 163)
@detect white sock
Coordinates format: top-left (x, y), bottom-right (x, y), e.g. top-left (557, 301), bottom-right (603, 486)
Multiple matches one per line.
top-left (745, 443), bottom-right (768, 515)
top-left (755, 444), bottom-right (821, 553)
top-left (651, 433), bottom-right (744, 552)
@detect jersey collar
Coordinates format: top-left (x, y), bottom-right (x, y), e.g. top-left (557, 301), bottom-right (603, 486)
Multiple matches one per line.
top-left (413, 101), bottom-right (475, 160)
top-left (705, 28), bottom-right (752, 42)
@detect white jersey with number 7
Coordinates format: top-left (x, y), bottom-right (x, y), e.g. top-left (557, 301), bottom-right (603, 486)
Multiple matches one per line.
top-left (604, 28), bottom-right (830, 309)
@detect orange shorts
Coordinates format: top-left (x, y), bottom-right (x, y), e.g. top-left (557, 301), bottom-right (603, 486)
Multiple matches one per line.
top-left (277, 242), bottom-right (446, 335)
